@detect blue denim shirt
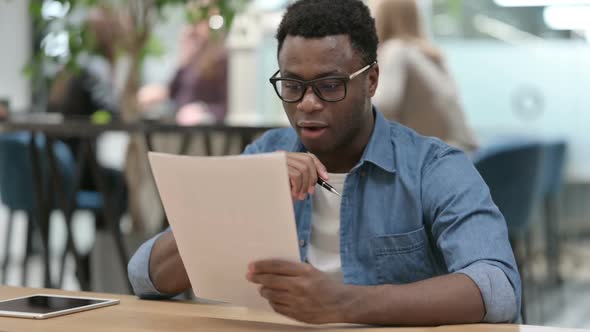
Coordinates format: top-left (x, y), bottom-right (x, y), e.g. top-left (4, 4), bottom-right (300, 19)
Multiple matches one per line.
top-left (128, 110), bottom-right (520, 323)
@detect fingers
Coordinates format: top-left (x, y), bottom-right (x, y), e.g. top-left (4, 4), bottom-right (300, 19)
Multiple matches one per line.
top-left (259, 287), bottom-right (295, 305)
top-left (288, 157), bottom-right (310, 200)
top-left (268, 301), bottom-right (295, 318)
top-left (248, 273), bottom-right (293, 291)
top-left (264, 290), bottom-right (321, 324)
top-left (249, 259), bottom-right (312, 276)
top-left (284, 152), bottom-right (328, 200)
top-left (307, 153), bottom-right (329, 180)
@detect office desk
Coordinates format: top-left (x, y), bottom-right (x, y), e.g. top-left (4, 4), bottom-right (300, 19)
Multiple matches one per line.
top-left (0, 286), bottom-right (584, 332)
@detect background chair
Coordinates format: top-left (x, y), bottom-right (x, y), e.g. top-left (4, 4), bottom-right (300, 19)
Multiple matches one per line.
top-left (0, 132), bottom-right (54, 287)
top-left (540, 141), bottom-right (567, 286)
top-left (0, 132), bottom-right (126, 291)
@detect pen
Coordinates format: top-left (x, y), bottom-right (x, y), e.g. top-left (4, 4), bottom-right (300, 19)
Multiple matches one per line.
top-left (317, 177), bottom-right (342, 197)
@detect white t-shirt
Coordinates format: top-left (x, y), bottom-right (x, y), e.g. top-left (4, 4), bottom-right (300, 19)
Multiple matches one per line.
top-left (307, 173), bottom-right (347, 281)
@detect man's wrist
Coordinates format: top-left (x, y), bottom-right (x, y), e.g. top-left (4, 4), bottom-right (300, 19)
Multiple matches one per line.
top-left (337, 284), bottom-right (374, 324)
top-left (338, 284), bottom-right (401, 325)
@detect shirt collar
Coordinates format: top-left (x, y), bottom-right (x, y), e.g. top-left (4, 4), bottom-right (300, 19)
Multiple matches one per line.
top-left (290, 108), bottom-right (396, 173)
top-left (357, 109), bottom-right (396, 173)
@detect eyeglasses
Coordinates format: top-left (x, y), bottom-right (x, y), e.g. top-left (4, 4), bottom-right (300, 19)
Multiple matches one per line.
top-left (269, 61), bottom-right (377, 103)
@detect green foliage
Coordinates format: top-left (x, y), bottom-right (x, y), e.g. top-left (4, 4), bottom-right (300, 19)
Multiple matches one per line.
top-left (25, 0), bottom-right (248, 80)
top-left (446, 0), bottom-right (463, 20)
top-left (141, 35), bottom-right (165, 60)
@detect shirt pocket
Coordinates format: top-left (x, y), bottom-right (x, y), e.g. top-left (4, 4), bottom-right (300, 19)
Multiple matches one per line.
top-left (370, 227), bottom-right (437, 284)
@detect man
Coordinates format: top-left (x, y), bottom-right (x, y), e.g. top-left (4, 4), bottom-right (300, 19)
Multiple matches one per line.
top-left (128, 0), bottom-right (520, 325)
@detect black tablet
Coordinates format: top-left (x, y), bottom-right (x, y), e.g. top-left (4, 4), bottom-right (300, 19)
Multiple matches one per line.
top-left (0, 294), bottom-right (119, 319)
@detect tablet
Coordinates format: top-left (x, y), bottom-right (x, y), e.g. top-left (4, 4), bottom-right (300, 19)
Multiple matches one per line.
top-left (0, 294), bottom-right (120, 319)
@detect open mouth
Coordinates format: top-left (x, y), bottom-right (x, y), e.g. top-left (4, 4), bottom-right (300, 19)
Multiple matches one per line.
top-left (297, 121), bottom-right (328, 139)
top-left (302, 126), bottom-right (326, 132)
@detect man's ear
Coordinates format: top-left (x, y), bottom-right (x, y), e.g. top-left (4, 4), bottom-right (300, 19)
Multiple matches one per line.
top-left (367, 63), bottom-right (379, 97)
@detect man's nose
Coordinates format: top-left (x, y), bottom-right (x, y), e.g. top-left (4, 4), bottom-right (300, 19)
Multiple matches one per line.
top-left (297, 86), bottom-right (323, 113)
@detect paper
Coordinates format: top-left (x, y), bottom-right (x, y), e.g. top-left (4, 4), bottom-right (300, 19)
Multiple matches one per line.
top-left (148, 152), bottom-right (300, 310)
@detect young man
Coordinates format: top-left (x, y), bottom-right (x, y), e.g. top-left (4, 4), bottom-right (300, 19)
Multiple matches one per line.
top-left (128, 0), bottom-right (520, 325)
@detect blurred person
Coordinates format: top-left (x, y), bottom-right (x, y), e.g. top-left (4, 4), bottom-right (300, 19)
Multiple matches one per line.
top-left (48, 6), bottom-right (120, 122)
top-left (0, 103), bottom-right (8, 120)
top-left (138, 18), bottom-right (228, 126)
top-left (371, 0), bottom-right (478, 153)
top-left (47, 6), bottom-right (126, 205)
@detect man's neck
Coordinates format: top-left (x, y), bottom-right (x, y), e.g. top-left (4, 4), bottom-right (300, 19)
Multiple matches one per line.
top-left (318, 153), bottom-right (361, 174)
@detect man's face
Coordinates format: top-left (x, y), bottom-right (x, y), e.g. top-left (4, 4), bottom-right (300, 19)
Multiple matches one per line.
top-left (277, 35), bottom-right (379, 155)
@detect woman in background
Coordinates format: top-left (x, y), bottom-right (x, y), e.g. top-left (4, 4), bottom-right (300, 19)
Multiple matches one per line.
top-left (138, 18), bottom-right (228, 126)
top-left (47, 6), bottom-right (125, 195)
top-left (371, 0), bottom-right (478, 153)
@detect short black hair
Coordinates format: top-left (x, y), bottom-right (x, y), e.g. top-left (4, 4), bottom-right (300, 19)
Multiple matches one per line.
top-left (276, 0), bottom-right (378, 66)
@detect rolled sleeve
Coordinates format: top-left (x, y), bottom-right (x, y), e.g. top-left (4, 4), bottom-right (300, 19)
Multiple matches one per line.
top-left (422, 145), bottom-right (521, 323)
top-left (127, 231), bottom-right (175, 299)
top-left (456, 262), bottom-right (518, 322)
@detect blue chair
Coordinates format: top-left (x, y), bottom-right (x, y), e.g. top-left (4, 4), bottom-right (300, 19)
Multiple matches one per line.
top-left (0, 132), bottom-right (123, 290)
top-left (473, 140), bottom-right (546, 235)
top-left (473, 139), bottom-right (546, 323)
top-left (0, 132), bottom-right (67, 287)
top-left (539, 140), bottom-right (567, 286)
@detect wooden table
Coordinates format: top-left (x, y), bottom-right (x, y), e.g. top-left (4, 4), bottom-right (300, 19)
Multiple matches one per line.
top-left (0, 287), bottom-right (585, 332)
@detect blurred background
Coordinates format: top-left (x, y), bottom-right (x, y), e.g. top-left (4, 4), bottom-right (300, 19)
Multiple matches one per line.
top-left (0, 0), bottom-right (589, 328)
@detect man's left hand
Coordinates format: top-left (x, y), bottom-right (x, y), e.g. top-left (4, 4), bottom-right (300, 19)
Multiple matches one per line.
top-left (246, 259), bottom-right (357, 324)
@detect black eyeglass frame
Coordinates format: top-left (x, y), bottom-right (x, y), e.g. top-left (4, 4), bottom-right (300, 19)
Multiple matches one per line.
top-left (268, 61), bottom-right (377, 103)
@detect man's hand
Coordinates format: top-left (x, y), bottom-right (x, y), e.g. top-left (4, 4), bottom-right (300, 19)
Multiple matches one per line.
top-left (149, 231), bottom-right (191, 295)
top-left (284, 152), bottom-right (329, 201)
top-left (246, 259), bottom-right (357, 324)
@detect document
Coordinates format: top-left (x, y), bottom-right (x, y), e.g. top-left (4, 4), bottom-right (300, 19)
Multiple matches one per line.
top-left (148, 152), bottom-right (300, 310)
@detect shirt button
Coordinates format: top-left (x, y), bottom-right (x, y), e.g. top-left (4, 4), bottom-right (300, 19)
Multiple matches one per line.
top-left (360, 171), bottom-right (366, 177)
top-left (299, 239), bottom-right (306, 247)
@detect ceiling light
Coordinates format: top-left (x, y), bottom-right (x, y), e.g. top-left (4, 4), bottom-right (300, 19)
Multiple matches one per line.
top-left (495, 0), bottom-right (590, 7)
top-left (544, 5), bottom-right (590, 30)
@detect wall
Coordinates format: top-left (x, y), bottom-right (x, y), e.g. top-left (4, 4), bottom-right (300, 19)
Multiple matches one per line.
top-left (441, 40), bottom-right (590, 182)
top-left (0, 0), bottom-right (31, 111)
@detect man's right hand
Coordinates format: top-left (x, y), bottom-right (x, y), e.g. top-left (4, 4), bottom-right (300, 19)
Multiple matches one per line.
top-left (284, 152), bottom-right (329, 201)
top-left (149, 231), bottom-right (191, 295)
